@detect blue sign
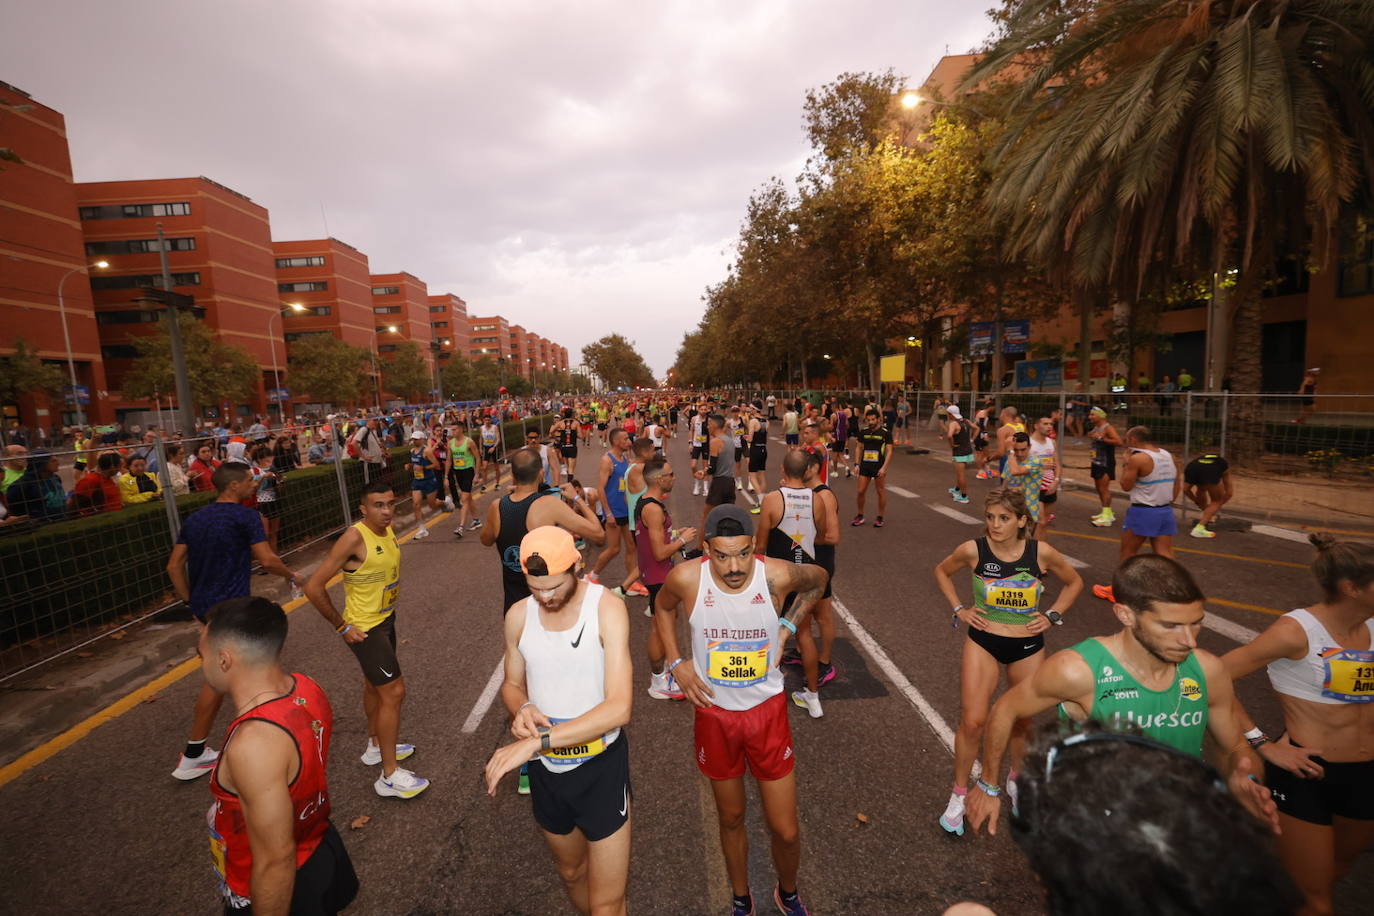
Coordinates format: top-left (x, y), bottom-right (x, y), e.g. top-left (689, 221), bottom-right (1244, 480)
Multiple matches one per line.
top-left (268, 387), bottom-right (291, 400)
top-left (969, 322), bottom-right (994, 357)
top-left (1003, 319), bottom-right (1031, 354)
top-left (1015, 359), bottom-right (1063, 390)
top-left (63, 385), bottom-right (90, 404)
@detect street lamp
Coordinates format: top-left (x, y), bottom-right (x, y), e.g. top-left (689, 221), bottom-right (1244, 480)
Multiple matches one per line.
top-left (899, 91), bottom-right (989, 118)
top-left (56, 259), bottom-right (107, 428)
top-left (269, 303), bottom-right (307, 423)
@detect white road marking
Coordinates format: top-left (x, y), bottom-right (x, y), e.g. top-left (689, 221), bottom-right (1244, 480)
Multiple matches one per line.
top-left (1202, 612), bottom-right (1260, 644)
top-left (1058, 552), bottom-right (1089, 569)
top-left (887, 486), bottom-right (919, 499)
top-left (1252, 524), bottom-right (1311, 544)
top-left (832, 597), bottom-right (956, 753)
top-left (461, 658), bottom-right (506, 733)
top-left (928, 504), bottom-right (981, 525)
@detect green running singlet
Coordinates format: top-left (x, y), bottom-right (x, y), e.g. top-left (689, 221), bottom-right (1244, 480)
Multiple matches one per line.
top-left (1060, 637), bottom-right (1208, 756)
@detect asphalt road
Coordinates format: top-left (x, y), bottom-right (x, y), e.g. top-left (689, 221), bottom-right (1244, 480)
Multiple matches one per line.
top-left (1, 419), bottom-right (1371, 915)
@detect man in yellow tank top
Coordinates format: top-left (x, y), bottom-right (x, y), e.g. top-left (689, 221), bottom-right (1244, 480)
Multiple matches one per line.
top-left (304, 479), bottom-right (429, 799)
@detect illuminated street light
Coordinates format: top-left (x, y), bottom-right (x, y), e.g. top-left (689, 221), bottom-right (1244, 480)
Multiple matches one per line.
top-left (268, 302), bottom-right (308, 421)
top-left (901, 92), bottom-right (922, 109)
top-left (56, 259), bottom-right (109, 426)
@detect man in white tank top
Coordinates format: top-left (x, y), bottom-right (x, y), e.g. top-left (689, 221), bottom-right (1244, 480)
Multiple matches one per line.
top-left (1092, 426), bottom-right (1182, 604)
top-left (653, 506), bottom-right (829, 916)
top-left (483, 527), bottom-right (633, 915)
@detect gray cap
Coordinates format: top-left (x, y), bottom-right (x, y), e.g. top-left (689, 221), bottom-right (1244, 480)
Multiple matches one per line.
top-left (705, 504), bottom-right (754, 539)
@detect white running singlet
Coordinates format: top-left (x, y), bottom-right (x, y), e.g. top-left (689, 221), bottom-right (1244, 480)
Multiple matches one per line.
top-left (689, 558), bottom-right (783, 712)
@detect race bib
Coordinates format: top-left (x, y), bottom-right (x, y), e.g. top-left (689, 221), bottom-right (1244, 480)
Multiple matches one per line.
top-left (412, 466), bottom-right (426, 479)
top-left (1321, 648), bottom-right (1374, 703)
top-left (707, 638), bottom-right (769, 687)
top-left (862, 449), bottom-right (881, 463)
top-left (980, 576), bottom-right (1042, 614)
top-left (207, 805), bottom-right (227, 880)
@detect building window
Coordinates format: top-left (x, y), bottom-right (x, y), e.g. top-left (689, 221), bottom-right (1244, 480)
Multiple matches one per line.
top-left (79, 202), bottom-right (191, 220)
top-left (371, 286), bottom-right (400, 296)
top-left (473, 323), bottom-right (496, 331)
top-left (286, 305), bottom-right (332, 317)
top-left (285, 331), bottom-right (331, 342)
top-left (278, 281), bottom-right (328, 293)
top-left (1338, 211), bottom-right (1374, 297)
top-left (374, 306), bottom-right (401, 314)
top-left (378, 344), bottom-right (398, 353)
top-left (431, 321), bottom-right (448, 329)
top-left (96, 309), bottom-right (161, 325)
top-left (85, 236), bottom-right (196, 255)
top-left (428, 305), bottom-right (447, 313)
top-left (100, 344), bottom-right (141, 359)
top-left (89, 271), bottom-right (201, 290)
top-left (275, 256), bottom-right (326, 269)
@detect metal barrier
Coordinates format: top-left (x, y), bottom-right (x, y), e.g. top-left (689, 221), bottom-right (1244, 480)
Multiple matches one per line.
top-left (0, 410), bottom-right (555, 683)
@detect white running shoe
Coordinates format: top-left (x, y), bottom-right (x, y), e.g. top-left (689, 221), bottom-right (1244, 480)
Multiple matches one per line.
top-left (469, 519), bottom-right (483, 530)
top-left (375, 766), bottom-right (430, 799)
top-left (360, 742), bottom-right (416, 766)
top-left (443, 496), bottom-right (455, 511)
top-left (791, 689), bottom-right (824, 718)
top-left (172, 747), bottom-right (219, 781)
top-left (412, 526), bottom-right (430, 539)
top-left (1007, 775), bottom-right (1020, 817)
top-left (647, 672), bottom-right (685, 701)
top-left (452, 526), bottom-right (464, 538)
top-left (939, 791), bottom-right (966, 835)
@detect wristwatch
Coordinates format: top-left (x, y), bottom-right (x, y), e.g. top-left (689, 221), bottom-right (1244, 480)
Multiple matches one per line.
top-left (537, 726), bottom-right (551, 752)
top-left (1045, 610), bottom-right (1064, 626)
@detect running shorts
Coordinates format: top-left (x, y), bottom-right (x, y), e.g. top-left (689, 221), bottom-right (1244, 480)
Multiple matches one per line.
top-left (690, 445), bottom-right (706, 460)
top-left (705, 477), bottom-right (736, 507)
top-left (784, 433), bottom-right (799, 446)
top-left (967, 628), bottom-right (1044, 666)
top-left (613, 515), bottom-right (629, 528)
top-left (829, 439), bottom-right (846, 453)
top-left (529, 732), bottom-right (631, 842)
top-left (748, 449), bottom-right (767, 473)
top-left (482, 447), bottom-right (498, 463)
top-left (221, 821), bottom-right (359, 915)
top-left (257, 498), bottom-right (284, 520)
top-left (1266, 744), bottom-right (1374, 825)
top-left (953, 453), bottom-right (974, 464)
top-left (814, 543), bottom-right (835, 599)
top-left (858, 462), bottom-right (882, 479)
top-left (645, 582), bottom-right (663, 615)
top-left (895, 416), bottom-right (907, 428)
top-left (1123, 504), bottom-right (1177, 538)
top-left (347, 614), bottom-right (401, 686)
top-left (597, 422), bottom-right (608, 430)
top-left (411, 477), bottom-right (438, 495)
top-left (559, 445), bottom-right (577, 458)
top-left (1090, 462), bottom-right (1115, 481)
top-left (581, 423), bottom-right (592, 432)
top-left (693, 692), bottom-right (794, 781)
top-left (452, 467), bottom-right (475, 493)
top-left (1039, 489), bottom-right (1058, 505)
top-left (1184, 461), bottom-right (1226, 487)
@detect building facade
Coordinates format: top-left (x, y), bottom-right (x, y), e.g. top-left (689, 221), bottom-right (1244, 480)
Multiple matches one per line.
top-left (427, 293), bottom-right (469, 367)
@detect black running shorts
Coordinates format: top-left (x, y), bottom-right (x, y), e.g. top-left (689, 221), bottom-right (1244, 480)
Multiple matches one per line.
top-left (1090, 463), bottom-right (1115, 481)
top-left (529, 732), bottom-right (631, 842)
top-left (706, 477), bottom-right (736, 507)
top-left (347, 614), bottom-right (401, 686)
top-left (224, 822), bottom-right (358, 915)
top-left (452, 467), bottom-right (475, 493)
top-left (748, 449), bottom-right (767, 473)
top-left (967, 628), bottom-right (1044, 665)
top-left (1266, 744), bottom-right (1374, 825)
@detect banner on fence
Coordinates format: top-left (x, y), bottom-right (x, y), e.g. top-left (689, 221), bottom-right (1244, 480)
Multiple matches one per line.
top-left (1014, 359), bottom-right (1062, 389)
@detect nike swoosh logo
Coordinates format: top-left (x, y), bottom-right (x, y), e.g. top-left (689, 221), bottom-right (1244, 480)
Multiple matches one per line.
top-left (571, 623), bottom-right (586, 649)
top-left (1023, 645), bottom-right (1036, 650)
top-left (619, 785), bottom-right (628, 817)
top-left (379, 667), bottom-right (393, 677)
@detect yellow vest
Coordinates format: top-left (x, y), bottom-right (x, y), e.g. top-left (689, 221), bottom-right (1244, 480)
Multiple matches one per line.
top-left (342, 522), bottom-right (399, 631)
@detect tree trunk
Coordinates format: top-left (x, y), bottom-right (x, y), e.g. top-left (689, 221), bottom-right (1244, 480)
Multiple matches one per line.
top-left (866, 341), bottom-right (879, 400)
top-left (1078, 288), bottom-right (1094, 394)
top-left (991, 278), bottom-right (1005, 404)
top-left (1226, 275), bottom-right (1264, 465)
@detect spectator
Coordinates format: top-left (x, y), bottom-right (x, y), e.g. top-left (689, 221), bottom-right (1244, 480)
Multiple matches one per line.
top-left (72, 427), bottom-right (94, 472)
top-left (1156, 375), bottom-right (1177, 416)
top-left (187, 442), bottom-right (220, 493)
top-left (1176, 367), bottom-right (1194, 392)
top-left (224, 432), bottom-right (248, 465)
top-left (247, 416), bottom-right (269, 443)
top-left (165, 443), bottom-right (189, 496)
top-left (251, 445), bottom-right (283, 560)
top-left (271, 432), bottom-right (300, 474)
top-left (4, 451), bottom-right (66, 523)
top-left (306, 433), bottom-right (333, 465)
top-left (117, 455), bottom-right (163, 505)
top-left (70, 452), bottom-right (123, 516)
top-left (351, 417), bottom-right (387, 480)
top-left (2, 444), bottom-right (29, 492)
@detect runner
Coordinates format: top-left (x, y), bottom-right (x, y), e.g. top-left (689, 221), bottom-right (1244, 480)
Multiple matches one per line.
top-left (1027, 415), bottom-right (1060, 540)
top-left (1221, 534), bottom-right (1374, 916)
top-left (595, 400), bottom-right (610, 447)
top-left (798, 418), bottom-right (828, 485)
top-left (946, 405), bottom-right (974, 504)
top-left (612, 436), bottom-right (657, 599)
top-left (407, 429), bottom-right (439, 539)
top-left (483, 527), bottom-right (633, 916)
top-left (1002, 432), bottom-right (1047, 538)
top-left (851, 410), bottom-right (893, 529)
top-left (635, 457), bottom-right (697, 700)
top-left (553, 410), bottom-right (580, 480)
top-left (756, 449), bottom-right (835, 718)
top-left (829, 402), bottom-right (852, 479)
top-left (746, 405), bottom-right (769, 508)
top-left (782, 405), bottom-right (800, 448)
top-left (694, 414), bottom-right (737, 552)
top-left (1086, 406), bottom-right (1124, 527)
top-left (992, 406), bottom-right (1021, 479)
top-left (1090, 426), bottom-right (1181, 602)
top-left (167, 465), bottom-right (301, 781)
top-left (689, 403), bottom-right (711, 496)
top-left (653, 506), bottom-right (829, 916)
top-left (895, 393), bottom-right (912, 446)
top-left (728, 405), bottom-right (750, 497)
top-left (524, 427), bottom-right (563, 489)
top-left (203, 597), bottom-right (358, 914)
top-left (1294, 367), bottom-right (1321, 425)
top-left (646, 414), bottom-right (666, 457)
top-left (304, 479), bottom-right (429, 798)
top-left (972, 400), bottom-right (996, 480)
top-left (1182, 452), bottom-right (1232, 539)
top-left (932, 487), bottom-right (1083, 836)
top-left (479, 416), bottom-right (501, 492)
top-left (579, 403), bottom-right (596, 447)
top-left (447, 421), bottom-right (482, 538)
top-left (964, 554), bottom-right (1278, 838)
top-left (584, 429), bottom-right (641, 596)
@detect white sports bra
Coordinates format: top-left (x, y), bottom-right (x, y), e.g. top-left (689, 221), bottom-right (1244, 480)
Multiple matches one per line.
top-left (1266, 608), bottom-right (1374, 705)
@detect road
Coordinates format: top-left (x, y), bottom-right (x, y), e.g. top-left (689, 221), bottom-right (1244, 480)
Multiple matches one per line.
top-left (1, 419), bottom-right (1371, 915)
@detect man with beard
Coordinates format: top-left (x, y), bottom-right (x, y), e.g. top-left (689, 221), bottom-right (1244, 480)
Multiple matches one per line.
top-left (963, 555), bottom-right (1278, 838)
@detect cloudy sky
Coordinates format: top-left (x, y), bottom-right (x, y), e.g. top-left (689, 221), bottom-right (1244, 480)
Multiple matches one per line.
top-left (8, 1), bottom-right (991, 375)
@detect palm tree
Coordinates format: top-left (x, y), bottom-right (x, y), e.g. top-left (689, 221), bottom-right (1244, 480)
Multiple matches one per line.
top-left (968, 0), bottom-right (1374, 458)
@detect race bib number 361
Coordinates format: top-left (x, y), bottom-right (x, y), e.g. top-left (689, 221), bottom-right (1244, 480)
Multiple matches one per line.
top-left (707, 639), bottom-right (768, 687)
top-left (1321, 648), bottom-right (1374, 703)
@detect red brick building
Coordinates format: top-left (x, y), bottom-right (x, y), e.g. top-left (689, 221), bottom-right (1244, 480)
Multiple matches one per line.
top-left (427, 293), bottom-right (468, 367)
top-left (469, 314), bottom-right (511, 365)
top-left (369, 272), bottom-right (432, 362)
top-left (0, 81), bottom-right (112, 430)
top-left (76, 176), bottom-right (279, 422)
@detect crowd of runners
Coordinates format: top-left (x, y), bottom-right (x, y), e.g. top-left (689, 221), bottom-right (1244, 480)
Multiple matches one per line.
top-left (158, 389), bottom-right (1371, 916)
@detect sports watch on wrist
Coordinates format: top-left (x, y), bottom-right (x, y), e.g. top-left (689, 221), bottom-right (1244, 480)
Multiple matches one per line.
top-left (1045, 610), bottom-right (1064, 626)
top-left (537, 726), bottom-right (551, 752)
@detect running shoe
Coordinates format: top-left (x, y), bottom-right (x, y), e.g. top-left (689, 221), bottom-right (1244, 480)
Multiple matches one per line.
top-left (360, 743), bottom-right (416, 766)
top-left (586, 572), bottom-right (602, 584)
top-left (850, 515), bottom-right (866, 527)
top-left (817, 661), bottom-right (837, 687)
top-left (518, 762), bottom-right (531, 795)
top-left (648, 671), bottom-right (685, 701)
top-left (749, 505), bottom-right (762, 515)
top-left (773, 886), bottom-right (811, 916)
top-left (1092, 584), bottom-right (1116, 602)
top-left (939, 790), bottom-right (966, 836)
top-left (1007, 775), bottom-right (1020, 818)
top-left (172, 747), bottom-right (219, 781)
top-left (975, 470), bottom-right (990, 480)
top-left (374, 766), bottom-right (430, 799)
top-left (780, 648), bottom-right (803, 667)
top-left (452, 526), bottom-right (464, 538)
top-left (1190, 523), bottom-right (1216, 539)
top-left (731, 897), bottom-right (756, 916)
top-left (874, 516), bottom-right (885, 528)
top-left (443, 496), bottom-right (455, 511)
top-left (953, 493), bottom-right (970, 504)
top-left (626, 581), bottom-right (649, 597)
top-left (947, 487), bottom-right (961, 500)
top-left (791, 689), bottom-right (823, 718)
top-left (469, 519), bottom-right (482, 530)
top-left (1090, 513), bottom-right (1114, 527)
top-left (412, 526), bottom-right (430, 539)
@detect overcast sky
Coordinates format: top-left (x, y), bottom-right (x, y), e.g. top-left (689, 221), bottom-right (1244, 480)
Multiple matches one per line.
top-left (7, 1), bottom-right (991, 376)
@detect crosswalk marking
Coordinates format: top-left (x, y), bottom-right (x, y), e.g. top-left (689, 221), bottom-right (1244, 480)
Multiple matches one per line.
top-left (928, 504), bottom-right (981, 525)
top-left (1252, 524), bottom-right (1310, 544)
top-left (887, 486), bottom-right (918, 499)
top-left (1202, 612), bottom-right (1260, 644)
top-left (1058, 552), bottom-right (1089, 569)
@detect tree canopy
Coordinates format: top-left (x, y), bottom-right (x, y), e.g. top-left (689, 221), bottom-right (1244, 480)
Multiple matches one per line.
top-left (286, 334), bottom-right (372, 407)
top-left (582, 335), bottom-right (656, 388)
top-left (123, 314), bottom-right (259, 410)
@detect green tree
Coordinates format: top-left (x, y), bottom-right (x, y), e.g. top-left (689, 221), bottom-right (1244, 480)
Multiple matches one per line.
top-left (582, 335), bottom-right (656, 388)
top-left (968, 0), bottom-right (1374, 456)
top-left (440, 355), bottom-right (474, 400)
top-left (803, 69), bottom-right (905, 165)
top-left (379, 341), bottom-right (433, 403)
top-left (0, 339), bottom-right (66, 406)
top-left (286, 334), bottom-right (371, 407)
top-left (123, 313), bottom-right (259, 410)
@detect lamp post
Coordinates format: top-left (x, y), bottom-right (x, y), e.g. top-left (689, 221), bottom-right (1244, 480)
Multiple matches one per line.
top-left (370, 325), bottom-right (398, 412)
top-left (429, 339), bottom-right (446, 405)
top-left (269, 303), bottom-right (307, 423)
top-left (56, 259), bottom-right (107, 428)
